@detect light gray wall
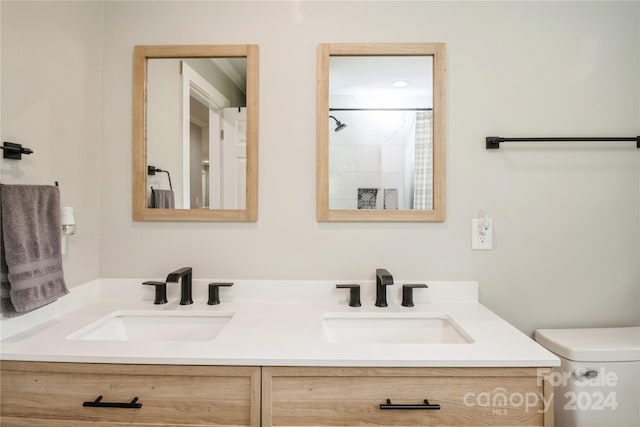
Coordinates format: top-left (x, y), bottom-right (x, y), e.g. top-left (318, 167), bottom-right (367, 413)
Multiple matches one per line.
top-left (0, 1), bottom-right (103, 287)
top-left (2, 1), bottom-right (638, 336)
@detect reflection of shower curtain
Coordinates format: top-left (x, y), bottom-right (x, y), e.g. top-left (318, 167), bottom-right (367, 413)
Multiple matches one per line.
top-left (413, 111), bottom-right (433, 210)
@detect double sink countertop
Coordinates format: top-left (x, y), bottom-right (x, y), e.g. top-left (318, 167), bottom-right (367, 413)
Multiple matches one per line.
top-left (0, 279), bottom-right (559, 367)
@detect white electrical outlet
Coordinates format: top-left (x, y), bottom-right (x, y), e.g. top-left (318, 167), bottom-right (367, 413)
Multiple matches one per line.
top-left (472, 218), bottom-right (493, 250)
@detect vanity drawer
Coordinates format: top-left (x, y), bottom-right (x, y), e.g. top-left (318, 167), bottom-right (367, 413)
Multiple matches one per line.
top-left (0, 361), bottom-right (261, 427)
top-left (263, 367), bottom-right (553, 427)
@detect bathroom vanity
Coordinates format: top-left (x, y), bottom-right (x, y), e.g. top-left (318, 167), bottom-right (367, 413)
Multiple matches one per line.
top-left (0, 279), bottom-right (559, 426)
top-left (1, 362), bottom-right (551, 426)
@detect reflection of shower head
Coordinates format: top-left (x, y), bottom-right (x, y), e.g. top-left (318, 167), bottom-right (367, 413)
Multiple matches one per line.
top-left (329, 115), bottom-right (348, 132)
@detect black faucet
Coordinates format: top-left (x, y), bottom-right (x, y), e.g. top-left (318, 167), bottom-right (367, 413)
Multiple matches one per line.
top-left (375, 268), bottom-right (394, 307)
top-left (166, 267), bottom-right (193, 305)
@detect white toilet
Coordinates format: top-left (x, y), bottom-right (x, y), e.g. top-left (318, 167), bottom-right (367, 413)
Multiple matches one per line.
top-left (535, 327), bottom-right (640, 427)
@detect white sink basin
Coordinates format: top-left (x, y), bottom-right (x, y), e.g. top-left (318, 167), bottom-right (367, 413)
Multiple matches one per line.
top-left (322, 313), bottom-right (473, 344)
top-left (67, 310), bottom-right (233, 342)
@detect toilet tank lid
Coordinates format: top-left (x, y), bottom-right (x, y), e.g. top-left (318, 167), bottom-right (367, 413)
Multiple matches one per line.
top-left (535, 327), bottom-right (640, 362)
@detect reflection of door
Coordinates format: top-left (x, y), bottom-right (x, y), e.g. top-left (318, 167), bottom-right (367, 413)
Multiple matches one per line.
top-left (222, 107), bottom-right (247, 209)
top-left (208, 108), bottom-right (222, 208)
top-left (182, 62), bottom-right (229, 209)
top-left (189, 121), bottom-right (204, 208)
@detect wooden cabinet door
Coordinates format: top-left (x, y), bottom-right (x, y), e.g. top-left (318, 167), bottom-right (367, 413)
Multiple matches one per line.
top-left (263, 367), bottom-right (553, 427)
top-left (0, 361), bottom-right (260, 427)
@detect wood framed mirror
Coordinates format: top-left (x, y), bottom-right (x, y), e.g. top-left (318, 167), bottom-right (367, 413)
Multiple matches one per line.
top-left (133, 45), bottom-right (259, 221)
top-left (317, 43), bottom-right (445, 222)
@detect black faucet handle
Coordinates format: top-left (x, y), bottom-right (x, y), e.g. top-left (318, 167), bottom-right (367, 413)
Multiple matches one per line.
top-left (401, 284), bottom-right (428, 307)
top-left (208, 282), bottom-right (234, 305)
top-left (142, 281), bottom-right (168, 304)
top-left (336, 284), bottom-right (362, 307)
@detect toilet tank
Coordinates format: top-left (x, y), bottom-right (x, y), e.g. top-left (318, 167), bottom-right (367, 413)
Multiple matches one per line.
top-left (535, 327), bottom-right (640, 427)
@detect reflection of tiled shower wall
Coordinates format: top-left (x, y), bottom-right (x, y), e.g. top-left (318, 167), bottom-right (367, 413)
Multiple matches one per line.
top-left (329, 111), bottom-right (416, 209)
top-left (356, 188), bottom-right (399, 209)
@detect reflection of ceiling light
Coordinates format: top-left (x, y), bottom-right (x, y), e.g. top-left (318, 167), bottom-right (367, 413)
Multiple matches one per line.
top-left (391, 80), bottom-right (409, 88)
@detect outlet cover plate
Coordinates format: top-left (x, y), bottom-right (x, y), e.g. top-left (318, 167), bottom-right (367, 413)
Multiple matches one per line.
top-left (472, 218), bottom-right (493, 250)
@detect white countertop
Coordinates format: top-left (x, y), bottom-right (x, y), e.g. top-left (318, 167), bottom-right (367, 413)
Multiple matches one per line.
top-left (0, 279), bottom-right (559, 367)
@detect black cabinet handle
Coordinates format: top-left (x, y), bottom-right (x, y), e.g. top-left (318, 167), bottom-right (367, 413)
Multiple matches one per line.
top-left (380, 398), bottom-right (441, 410)
top-left (83, 395), bottom-right (142, 409)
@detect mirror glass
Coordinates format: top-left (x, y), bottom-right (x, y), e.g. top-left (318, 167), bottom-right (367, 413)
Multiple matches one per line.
top-left (317, 43), bottom-right (445, 222)
top-left (133, 45), bottom-right (258, 221)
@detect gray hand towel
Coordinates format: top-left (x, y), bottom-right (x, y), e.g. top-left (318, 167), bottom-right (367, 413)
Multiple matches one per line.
top-left (0, 184), bottom-right (68, 317)
top-left (151, 188), bottom-right (175, 209)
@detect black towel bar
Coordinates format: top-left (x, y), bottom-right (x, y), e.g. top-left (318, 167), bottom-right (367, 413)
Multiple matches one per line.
top-left (1, 141), bottom-right (33, 159)
top-left (486, 136), bottom-right (640, 149)
top-left (148, 165), bottom-right (173, 191)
